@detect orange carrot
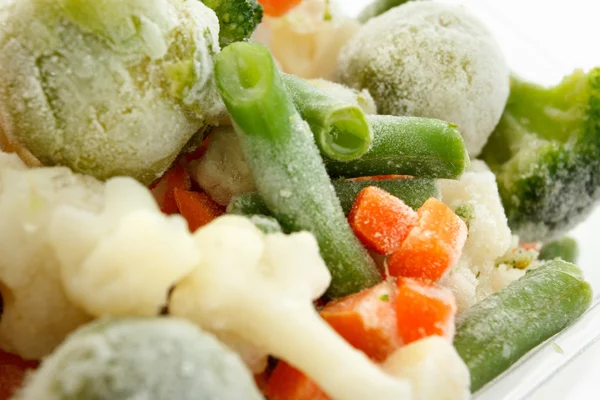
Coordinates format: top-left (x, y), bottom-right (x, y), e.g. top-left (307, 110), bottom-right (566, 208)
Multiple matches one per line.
top-left (320, 281), bottom-right (400, 362)
top-left (520, 242), bottom-right (541, 252)
top-left (387, 198), bottom-right (467, 282)
top-left (173, 188), bottom-right (224, 232)
top-left (265, 361), bottom-right (330, 400)
top-left (150, 163), bottom-right (191, 214)
top-left (258, 0), bottom-right (303, 17)
top-left (184, 136), bottom-right (211, 164)
top-left (0, 351), bottom-right (38, 400)
top-left (394, 277), bottom-right (457, 344)
top-left (348, 186), bottom-right (419, 255)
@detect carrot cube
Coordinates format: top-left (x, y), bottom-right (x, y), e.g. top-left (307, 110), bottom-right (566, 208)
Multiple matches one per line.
top-left (173, 188), bottom-right (224, 232)
top-left (387, 198), bottom-right (467, 282)
top-left (395, 278), bottom-right (457, 344)
top-left (349, 186), bottom-right (419, 255)
top-left (265, 361), bottom-right (330, 400)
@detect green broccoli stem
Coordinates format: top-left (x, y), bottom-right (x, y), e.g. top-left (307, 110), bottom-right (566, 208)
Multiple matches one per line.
top-left (539, 237), bottom-right (579, 263)
top-left (282, 74), bottom-right (373, 161)
top-left (358, 0), bottom-right (416, 23)
top-left (201, 0), bottom-right (263, 48)
top-left (325, 115), bottom-right (470, 179)
top-left (215, 42), bottom-right (381, 298)
top-left (227, 177), bottom-right (439, 217)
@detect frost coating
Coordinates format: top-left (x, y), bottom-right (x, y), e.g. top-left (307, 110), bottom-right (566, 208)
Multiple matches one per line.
top-left (0, 0), bottom-right (223, 184)
top-left (49, 177), bottom-right (201, 317)
top-left (192, 126), bottom-right (256, 206)
top-left (0, 155), bottom-right (102, 359)
top-left (170, 216), bottom-right (412, 400)
top-left (336, 1), bottom-right (509, 156)
top-left (17, 317), bottom-right (263, 400)
top-left (308, 79), bottom-right (378, 114)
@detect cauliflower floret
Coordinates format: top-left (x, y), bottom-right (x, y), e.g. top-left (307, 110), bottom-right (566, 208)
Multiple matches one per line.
top-left (439, 161), bottom-right (513, 310)
top-left (17, 317), bottom-right (263, 400)
top-left (0, 0), bottom-right (223, 184)
top-left (383, 336), bottom-right (470, 400)
top-left (254, 0), bottom-right (360, 80)
top-left (49, 177), bottom-right (201, 318)
top-left (0, 159), bottom-right (103, 359)
top-left (170, 216), bottom-right (411, 400)
top-left (191, 126), bottom-right (256, 206)
top-left (336, 2), bottom-right (509, 156)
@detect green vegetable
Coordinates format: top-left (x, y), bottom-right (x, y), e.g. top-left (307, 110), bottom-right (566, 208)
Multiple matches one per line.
top-left (248, 214), bottom-right (283, 234)
top-left (214, 42), bottom-right (381, 298)
top-left (454, 260), bottom-right (593, 392)
top-left (481, 69), bottom-right (600, 241)
top-left (228, 177), bottom-right (439, 216)
top-left (325, 116), bottom-right (469, 179)
top-left (282, 74), bottom-right (373, 161)
top-left (201, 0), bottom-right (263, 47)
top-left (17, 317), bottom-right (262, 400)
top-left (539, 237), bottom-right (579, 263)
top-left (358, 0), bottom-right (415, 22)
top-left (0, 0), bottom-right (223, 184)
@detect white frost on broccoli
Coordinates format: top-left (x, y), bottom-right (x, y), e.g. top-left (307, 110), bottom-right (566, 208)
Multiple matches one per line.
top-left (191, 126), bottom-right (256, 206)
top-left (254, 0), bottom-right (360, 80)
top-left (170, 215), bottom-right (411, 400)
top-left (0, 155), bottom-right (103, 359)
top-left (439, 161), bottom-right (514, 312)
top-left (383, 336), bottom-right (471, 400)
top-left (49, 177), bottom-right (201, 318)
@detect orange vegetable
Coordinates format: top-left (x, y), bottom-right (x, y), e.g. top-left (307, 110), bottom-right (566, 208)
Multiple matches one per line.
top-left (258, 0), bottom-right (302, 17)
top-left (0, 351), bottom-right (38, 400)
top-left (150, 163), bottom-right (191, 214)
top-left (348, 186), bottom-right (419, 255)
top-left (395, 277), bottom-right (456, 345)
top-left (387, 198), bottom-right (467, 281)
top-left (320, 281), bottom-right (400, 362)
top-left (173, 188), bottom-right (224, 232)
top-left (265, 361), bottom-right (330, 400)
top-left (520, 242), bottom-right (541, 252)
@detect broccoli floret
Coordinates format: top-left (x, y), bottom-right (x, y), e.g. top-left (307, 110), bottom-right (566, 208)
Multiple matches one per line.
top-left (539, 236), bottom-right (579, 263)
top-left (481, 69), bottom-right (600, 241)
top-left (202, 0), bottom-right (263, 48)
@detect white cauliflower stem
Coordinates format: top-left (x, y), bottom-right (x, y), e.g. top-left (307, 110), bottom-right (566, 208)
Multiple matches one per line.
top-left (170, 216), bottom-right (412, 400)
top-left (49, 177), bottom-right (201, 318)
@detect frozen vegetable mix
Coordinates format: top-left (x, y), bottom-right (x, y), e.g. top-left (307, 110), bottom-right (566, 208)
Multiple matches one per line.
top-left (0, 0), bottom-right (223, 184)
top-left (16, 317), bottom-right (263, 400)
top-left (337, 1), bottom-right (510, 156)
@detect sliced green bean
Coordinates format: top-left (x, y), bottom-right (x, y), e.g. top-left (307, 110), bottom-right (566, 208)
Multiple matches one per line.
top-left (248, 215), bottom-right (283, 234)
top-left (454, 260), bottom-right (592, 392)
top-left (228, 178), bottom-right (438, 218)
top-left (324, 115), bottom-right (470, 179)
top-left (539, 237), bottom-right (579, 264)
top-left (282, 74), bottom-right (373, 161)
top-left (215, 43), bottom-right (381, 298)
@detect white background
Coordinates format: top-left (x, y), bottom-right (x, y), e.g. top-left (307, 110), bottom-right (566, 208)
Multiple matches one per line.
top-left (342, 1), bottom-right (600, 398)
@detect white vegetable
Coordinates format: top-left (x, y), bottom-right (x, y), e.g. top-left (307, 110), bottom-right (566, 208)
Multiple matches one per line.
top-left (383, 336), bottom-right (470, 400)
top-left (336, 1), bottom-right (509, 156)
top-left (191, 126), bottom-right (256, 206)
top-left (49, 177), bottom-right (201, 318)
top-left (170, 216), bottom-right (412, 400)
top-left (0, 157), bottom-right (102, 359)
top-left (308, 79), bottom-right (378, 114)
top-left (254, 0), bottom-right (360, 80)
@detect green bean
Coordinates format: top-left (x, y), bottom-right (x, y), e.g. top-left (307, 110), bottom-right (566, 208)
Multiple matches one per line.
top-left (454, 260), bottom-right (592, 392)
top-left (228, 178), bottom-right (438, 218)
top-left (358, 0), bottom-right (416, 23)
top-left (248, 215), bottom-right (283, 234)
top-left (539, 237), bottom-right (579, 263)
top-left (214, 42), bottom-right (381, 298)
top-left (324, 115), bottom-right (470, 179)
top-left (282, 74), bottom-right (373, 161)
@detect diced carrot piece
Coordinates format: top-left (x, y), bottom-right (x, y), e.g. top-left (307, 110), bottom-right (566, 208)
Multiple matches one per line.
top-left (184, 136), bottom-right (211, 164)
top-left (150, 163), bottom-right (191, 214)
top-left (320, 281), bottom-right (400, 362)
top-left (0, 350), bottom-right (38, 400)
top-left (348, 186), bottom-right (419, 255)
top-left (258, 0), bottom-right (303, 17)
top-left (395, 277), bottom-right (457, 344)
top-left (173, 188), bottom-right (224, 232)
top-left (254, 371), bottom-right (270, 393)
top-left (265, 361), bottom-right (330, 400)
top-left (351, 175), bottom-right (411, 182)
top-left (387, 198), bottom-right (467, 282)
top-left (520, 242), bottom-right (541, 252)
